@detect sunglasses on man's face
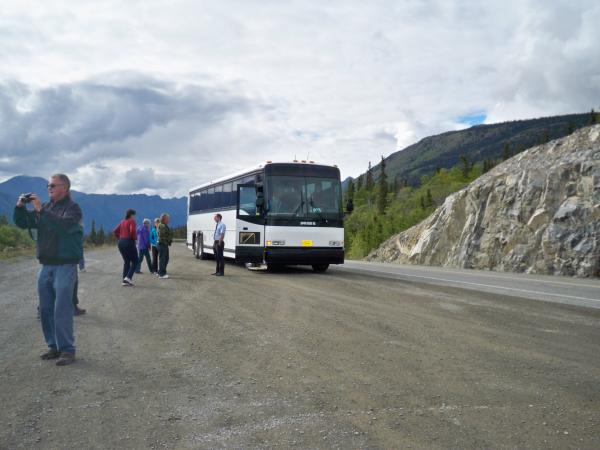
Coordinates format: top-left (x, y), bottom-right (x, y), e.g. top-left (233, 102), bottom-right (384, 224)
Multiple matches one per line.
top-left (47, 183), bottom-right (65, 189)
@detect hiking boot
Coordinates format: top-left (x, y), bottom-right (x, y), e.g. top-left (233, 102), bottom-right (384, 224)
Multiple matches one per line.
top-left (40, 348), bottom-right (60, 360)
top-left (56, 353), bottom-right (76, 366)
top-left (74, 306), bottom-right (86, 316)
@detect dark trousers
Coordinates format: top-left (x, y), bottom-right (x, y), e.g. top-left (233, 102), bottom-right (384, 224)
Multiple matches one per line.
top-left (158, 243), bottom-right (170, 276)
top-left (118, 239), bottom-right (138, 280)
top-left (136, 247), bottom-right (152, 273)
top-left (213, 240), bottom-right (225, 275)
top-left (151, 245), bottom-right (159, 273)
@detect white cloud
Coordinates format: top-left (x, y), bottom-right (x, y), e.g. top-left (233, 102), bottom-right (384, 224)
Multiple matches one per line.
top-left (0, 0), bottom-right (599, 195)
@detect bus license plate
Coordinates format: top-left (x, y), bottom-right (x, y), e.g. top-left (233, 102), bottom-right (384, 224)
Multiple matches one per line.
top-left (301, 240), bottom-right (313, 247)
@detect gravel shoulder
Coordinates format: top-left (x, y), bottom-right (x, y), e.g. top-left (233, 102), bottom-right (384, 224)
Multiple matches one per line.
top-left (1, 245), bottom-right (599, 449)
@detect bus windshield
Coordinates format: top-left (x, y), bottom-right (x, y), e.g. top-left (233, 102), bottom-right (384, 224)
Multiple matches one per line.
top-left (267, 175), bottom-right (342, 219)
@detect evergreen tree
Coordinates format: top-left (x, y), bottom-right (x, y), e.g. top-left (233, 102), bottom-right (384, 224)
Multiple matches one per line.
top-left (88, 220), bottom-right (97, 245)
top-left (365, 161), bottom-right (374, 191)
top-left (567, 121), bottom-right (576, 134)
top-left (391, 176), bottom-right (398, 194)
top-left (420, 195), bottom-right (426, 210)
top-left (356, 174), bottom-right (363, 191)
top-left (590, 108), bottom-right (597, 125)
top-left (483, 159), bottom-right (497, 173)
top-left (459, 154), bottom-right (472, 178)
top-left (97, 225), bottom-right (105, 246)
top-left (426, 189), bottom-right (433, 207)
top-left (0, 214), bottom-right (8, 226)
top-left (502, 143), bottom-right (511, 161)
top-left (377, 156), bottom-right (388, 214)
top-left (346, 178), bottom-right (355, 200)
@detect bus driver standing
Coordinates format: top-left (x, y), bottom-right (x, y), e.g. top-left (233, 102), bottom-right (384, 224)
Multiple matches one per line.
top-left (212, 213), bottom-right (226, 276)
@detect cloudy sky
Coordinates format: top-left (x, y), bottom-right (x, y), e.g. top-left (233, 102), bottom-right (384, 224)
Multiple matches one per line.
top-left (1, 0), bottom-right (599, 197)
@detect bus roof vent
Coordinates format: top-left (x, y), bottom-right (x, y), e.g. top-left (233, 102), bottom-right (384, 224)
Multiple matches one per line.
top-left (301, 160), bottom-right (306, 163)
top-left (309, 160), bottom-right (314, 163)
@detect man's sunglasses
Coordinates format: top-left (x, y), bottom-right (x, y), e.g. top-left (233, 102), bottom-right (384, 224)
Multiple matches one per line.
top-left (47, 183), bottom-right (65, 189)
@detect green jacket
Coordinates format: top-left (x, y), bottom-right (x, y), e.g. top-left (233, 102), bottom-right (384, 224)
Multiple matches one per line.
top-left (157, 223), bottom-right (173, 246)
top-left (13, 195), bottom-right (84, 265)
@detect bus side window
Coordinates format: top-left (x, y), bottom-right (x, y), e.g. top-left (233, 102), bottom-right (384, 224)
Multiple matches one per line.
top-left (238, 185), bottom-right (257, 216)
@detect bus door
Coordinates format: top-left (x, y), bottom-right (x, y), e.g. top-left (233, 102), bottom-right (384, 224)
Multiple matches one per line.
top-left (235, 184), bottom-right (265, 263)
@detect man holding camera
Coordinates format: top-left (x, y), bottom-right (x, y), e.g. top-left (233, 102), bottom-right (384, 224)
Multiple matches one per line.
top-left (14, 174), bottom-right (83, 366)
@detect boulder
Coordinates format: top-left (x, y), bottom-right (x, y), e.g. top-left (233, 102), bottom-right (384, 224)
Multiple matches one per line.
top-left (367, 125), bottom-right (600, 277)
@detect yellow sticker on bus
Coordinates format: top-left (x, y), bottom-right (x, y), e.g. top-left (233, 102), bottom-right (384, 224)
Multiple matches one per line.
top-left (301, 240), bottom-right (313, 247)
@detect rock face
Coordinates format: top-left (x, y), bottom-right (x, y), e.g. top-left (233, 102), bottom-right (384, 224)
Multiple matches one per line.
top-left (367, 125), bottom-right (600, 277)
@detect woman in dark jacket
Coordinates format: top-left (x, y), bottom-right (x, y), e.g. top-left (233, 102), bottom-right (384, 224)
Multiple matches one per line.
top-left (112, 209), bottom-right (139, 286)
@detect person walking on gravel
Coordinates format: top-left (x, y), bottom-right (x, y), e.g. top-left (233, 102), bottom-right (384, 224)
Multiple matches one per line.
top-left (113, 209), bottom-right (139, 286)
top-left (13, 173), bottom-right (83, 366)
top-left (157, 213), bottom-right (173, 279)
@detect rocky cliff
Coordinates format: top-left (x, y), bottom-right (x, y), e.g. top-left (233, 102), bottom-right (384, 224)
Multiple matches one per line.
top-left (367, 125), bottom-right (600, 277)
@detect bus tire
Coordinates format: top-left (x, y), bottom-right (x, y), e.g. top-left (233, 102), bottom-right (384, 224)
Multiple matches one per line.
top-left (266, 263), bottom-right (281, 272)
top-left (193, 233), bottom-right (200, 259)
top-left (197, 233), bottom-right (209, 260)
top-left (312, 264), bottom-right (329, 273)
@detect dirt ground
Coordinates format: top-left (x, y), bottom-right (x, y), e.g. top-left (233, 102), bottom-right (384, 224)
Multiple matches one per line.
top-left (1, 244), bottom-right (599, 449)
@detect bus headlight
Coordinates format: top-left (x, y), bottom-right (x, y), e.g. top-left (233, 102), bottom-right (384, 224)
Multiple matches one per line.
top-left (329, 240), bottom-right (343, 247)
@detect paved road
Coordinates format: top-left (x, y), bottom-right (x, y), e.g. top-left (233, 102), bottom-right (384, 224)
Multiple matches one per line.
top-left (1, 245), bottom-right (599, 449)
top-left (334, 261), bottom-right (600, 310)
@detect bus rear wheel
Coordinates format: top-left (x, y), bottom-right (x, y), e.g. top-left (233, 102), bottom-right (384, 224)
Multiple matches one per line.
top-left (194, 233), bottom-right (200, 259)
top-left (195, 232), bottom-right (208, 260)
top-left (312, 264), bottom-right (329, 272)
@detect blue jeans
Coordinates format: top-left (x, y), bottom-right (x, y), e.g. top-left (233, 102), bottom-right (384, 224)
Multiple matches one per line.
top-left (38, 264), bottom-right (77, 354)
top-left (136, 247), bottom-right (152, 273)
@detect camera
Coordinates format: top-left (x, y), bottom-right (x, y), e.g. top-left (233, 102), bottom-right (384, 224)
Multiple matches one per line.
top-left (19, 193), bottom-right (34, 204)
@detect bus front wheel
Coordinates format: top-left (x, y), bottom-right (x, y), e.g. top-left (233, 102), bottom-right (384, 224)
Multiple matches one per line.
top-left (312, 264), bottom-right (329, 273)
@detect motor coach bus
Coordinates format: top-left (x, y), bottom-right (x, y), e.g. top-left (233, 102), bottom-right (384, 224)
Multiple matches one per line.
top-left (187, 161), bottom-right (344, 272)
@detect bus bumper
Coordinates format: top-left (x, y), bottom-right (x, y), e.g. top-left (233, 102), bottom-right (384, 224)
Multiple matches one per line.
top-left (264, 247), bottom-right (344, 265)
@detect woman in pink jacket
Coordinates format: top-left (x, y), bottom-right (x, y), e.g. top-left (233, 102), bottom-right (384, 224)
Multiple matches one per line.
top-left (112, 209), bottom-right (138, 286)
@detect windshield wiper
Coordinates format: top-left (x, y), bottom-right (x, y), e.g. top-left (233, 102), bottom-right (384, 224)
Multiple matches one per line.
top-left (293, 191), bottom-right (305, 216)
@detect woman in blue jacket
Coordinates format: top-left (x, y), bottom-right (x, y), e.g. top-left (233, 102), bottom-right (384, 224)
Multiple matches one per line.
top-left (149, 218), bottom-right (160, 274)
top-left (135, 218), bottom-right (153, 273)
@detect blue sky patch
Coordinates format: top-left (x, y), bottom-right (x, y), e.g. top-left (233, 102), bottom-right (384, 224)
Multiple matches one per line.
top-left (458, 112), bottom-right (487, 126)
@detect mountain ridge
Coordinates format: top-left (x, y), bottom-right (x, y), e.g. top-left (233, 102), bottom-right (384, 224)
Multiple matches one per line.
top-left (0, 175), bottom-right (187, 233)
top-left (349, 112), bottom-right (591, 187)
